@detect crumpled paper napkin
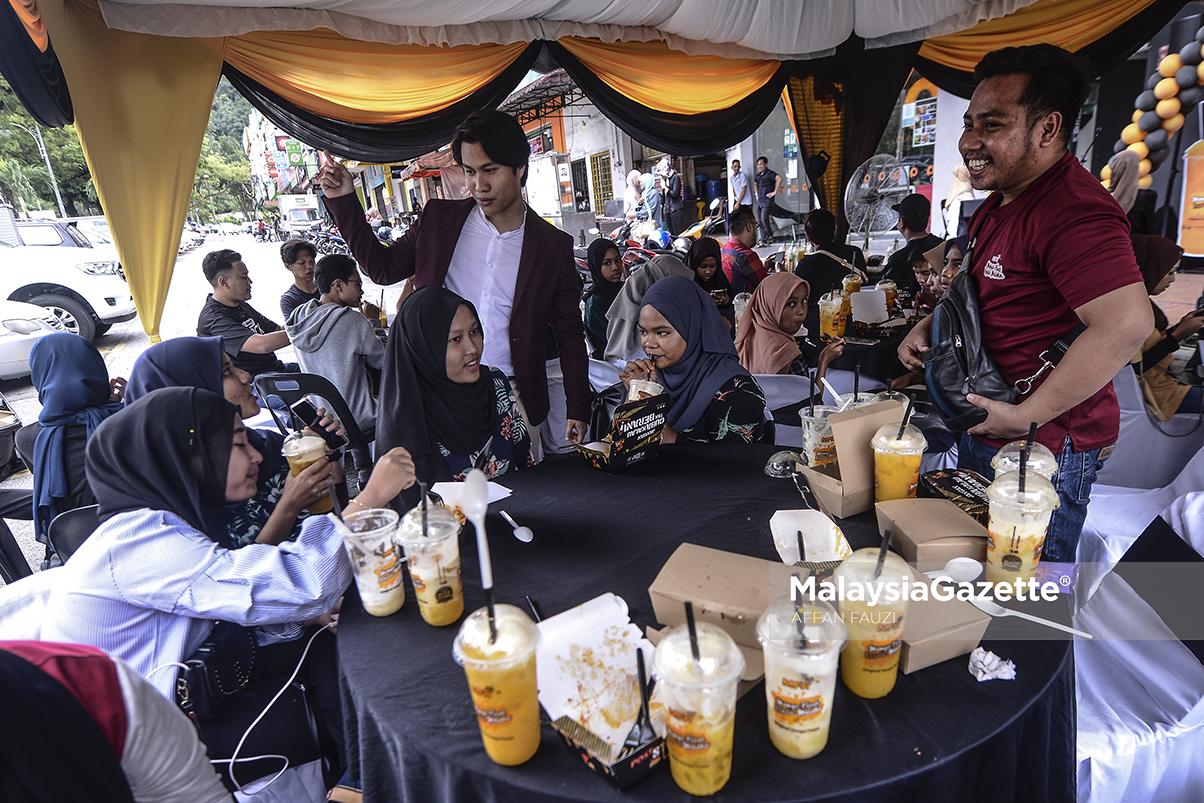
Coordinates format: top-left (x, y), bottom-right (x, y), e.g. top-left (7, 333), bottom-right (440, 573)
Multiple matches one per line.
top-left (968, 647), bottom-right (1016, 681)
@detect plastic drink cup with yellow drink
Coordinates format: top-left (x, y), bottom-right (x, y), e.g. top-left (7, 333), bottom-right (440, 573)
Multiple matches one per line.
top-left (397, 503), bottom-right (464, 627)
top-left (834, 548), bottom-right (910, 699)
top-left (340, 508), bottom-right (405, 617)
top-left (842, 273), bottom-right (863, 295)
top-left (652, 621), bottom-right (745, 795)
top-left (800, 405), bottom-right (838, 468)
top-left (875, 279), bottom-right (898, 316)
top-left (757, 598), bottom-right (846, 759)
top-left (818, 292), bottom-right (845, 338)
top-left (871, 422), bottom-right (926, 502)
top-left (453, 605), bottom-right (542, 765)
top-left (281, 432), bottom-right (333, 514)
top-left (984, 470), bottom-right (1059, 585)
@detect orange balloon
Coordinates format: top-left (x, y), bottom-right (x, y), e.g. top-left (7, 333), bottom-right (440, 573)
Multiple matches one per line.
top-left (1127, 141), bottom-right (1150, 160)
top-left (1165, 113), bottom-right (1187, 132)
top-left (1160, 54), bottom-right (1183, 77)
top-left (1198, 62), bottom-right (1204, 83)
top-left (1139, 175), bottom-right (1153, 189)
top-left (1122, 123), bottom-right (1145, 144)
top-left (1156, 77), bottom-right (1180, 99)
top-left (1133, 109), bottom-right (1145, 124)
top-left (1157, 98), bottom-right (1183, 118)
top-left (1139, 159), bottom-right (1152, 177)
top-left (1101, 164), bottom-right (1113, 182)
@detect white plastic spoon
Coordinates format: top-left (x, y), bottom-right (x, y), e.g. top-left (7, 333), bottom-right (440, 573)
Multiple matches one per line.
top-left (500, 510), bottom-right (533, 543)
top-left (924, 557), bottom-right (983, 582)
top-left (968, 597), bottom-right (1093, 639)
top-left (461, 469), bottom-right (497, 641)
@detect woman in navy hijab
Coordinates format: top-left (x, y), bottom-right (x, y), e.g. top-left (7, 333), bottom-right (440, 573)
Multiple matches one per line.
top-left (618, 275), bottom-right (765, 444)
top-left (21, 334), bottom-right (122, 559)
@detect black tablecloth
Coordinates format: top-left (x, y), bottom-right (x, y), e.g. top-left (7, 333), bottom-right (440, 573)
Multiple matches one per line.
top-left (338, 443), bottom-right (1074, 803)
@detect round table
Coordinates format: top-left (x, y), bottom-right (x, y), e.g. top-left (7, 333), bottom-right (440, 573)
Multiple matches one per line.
top-left (338, 442), bottom-right (1073, 802)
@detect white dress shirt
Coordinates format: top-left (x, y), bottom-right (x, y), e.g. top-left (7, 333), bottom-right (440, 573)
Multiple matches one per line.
top-left (444, 205), bottom-right (526, 376)
top-left (730, 169), bottom-right (750, 209)
top-left (42, 508), bottom-right (352, 698)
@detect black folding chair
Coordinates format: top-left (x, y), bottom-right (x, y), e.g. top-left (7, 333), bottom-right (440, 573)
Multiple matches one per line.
top-left (0, 519), bottom-right (32, 583)
top-left (252, 372), bottom-right (374, 449)
top-left (46, 504), bottom-right (100, 564)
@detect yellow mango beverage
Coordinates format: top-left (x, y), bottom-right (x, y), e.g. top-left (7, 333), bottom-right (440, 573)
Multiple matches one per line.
top-left (341, 508), bottom-right (405, 616)
top-left (818, 292), bottom-right (845, 338)
top-left (984, 470), bottom-right (1059, 585)
top-left (398, 503), bottom-right (464, 627)
top-left (652, 621), bottom-right (745, 795)
top-left (834, 548), bottom-right (910, 699)
top-left (453, 605), bottom-right (542, 766)
top-left (757, 598), bottom-right (846, 759)
top-left (281, 433), bottom-right (333, 514)
top-left (842, 273), bottom-right (863, 295)
top-left (871, 422), bottom-right (926, 502)
top-left (875, 279), bottom-right (898, 316)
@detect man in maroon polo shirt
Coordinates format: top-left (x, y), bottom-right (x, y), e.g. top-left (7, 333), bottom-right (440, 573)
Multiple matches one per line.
top-left (316, 110), bottom-right (589, 456)
top-left (899, 45), bottom-right (1152, 562)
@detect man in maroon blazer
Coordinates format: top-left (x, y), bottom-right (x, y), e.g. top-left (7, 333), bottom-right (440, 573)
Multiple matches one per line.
top-left (317, 110), bottom-right (589, 451)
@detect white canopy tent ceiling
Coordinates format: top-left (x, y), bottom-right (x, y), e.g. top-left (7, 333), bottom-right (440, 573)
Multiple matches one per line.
top-left (97, 0), bottom-right (1038, 59)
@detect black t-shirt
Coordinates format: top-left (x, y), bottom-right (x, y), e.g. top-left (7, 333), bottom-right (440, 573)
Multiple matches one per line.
top-left (795, 242), bottom-right (866, 338)
top-left (755, 169), bottom-right (778, 207)
top-left (197, 295), bottom-right (285, 377)
top-left (280, 285), bottom-right (321, 322)
top-left (882, 234), bottom-right (942, 298)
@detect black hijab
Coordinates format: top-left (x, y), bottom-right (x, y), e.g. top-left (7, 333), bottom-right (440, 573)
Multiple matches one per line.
top-left (86, 387), bottom-right (237, 546)
top-left (686, 238), bottom-right (731, 295)
top-left (377, 287), bottom-right (495, 485)
top-left (584, 238), bottom-right (623, 306)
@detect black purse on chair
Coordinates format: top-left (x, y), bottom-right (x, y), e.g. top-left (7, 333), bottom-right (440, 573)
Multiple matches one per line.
top-left (176, 621), bottom-right (257, 721)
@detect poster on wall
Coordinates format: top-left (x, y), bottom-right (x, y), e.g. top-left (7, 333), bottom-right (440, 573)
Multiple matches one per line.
top-left (912, 97), bottom-right (937, 147)
top-left (1180, 140), bottom-right (1204, 256)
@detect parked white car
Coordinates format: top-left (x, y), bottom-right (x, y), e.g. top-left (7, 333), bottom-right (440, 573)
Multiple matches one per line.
top-left (0, 239), bottom-right (137, 341)
top-left (0, 299), bottom-right (65, 379)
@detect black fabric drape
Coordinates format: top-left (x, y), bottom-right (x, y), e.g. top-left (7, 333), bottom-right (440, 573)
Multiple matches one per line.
top-left (917, 0), bottom-right (1194, 98)
top-left (786, 38), bottom-right (923, 243)
top-left (545, 40), bottom-right (794, 157)
top-left (0, 0), bottom-right (72, 127)
top-left (222, 42), bottom-right (541, 162)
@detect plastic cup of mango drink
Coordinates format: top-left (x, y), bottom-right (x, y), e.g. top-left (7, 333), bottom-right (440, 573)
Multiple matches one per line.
top-left (875, 279), bottom-right (898, 316)
top-left (871, 422), bottom-right (926, 503)
top-left (652, 621), bottom-right (745, 796)
top-left (834, 548), bottom-right (910, 699)
top-left (756, 597), bottom-right (846, 759)
top-left (281, 432), bottom-right (333, 514)
top-left (800, 405), bottom-right (839, 468)
top-left (842, 273), bottom-right (863, 295)
top-left (818, 292), bottom-right (845, 338)
top-left (397, 503), bottom-right (464, 627)
top-left (340, 508), bottom-right (405, 617)
top-left (984, 470), bottom-right (1059, 585)
top-left (452, 604), bottom-right (542, 766)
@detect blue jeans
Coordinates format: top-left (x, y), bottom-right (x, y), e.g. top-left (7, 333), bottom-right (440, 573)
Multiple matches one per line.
top-left (957, 433), bottom-right (1108, 563)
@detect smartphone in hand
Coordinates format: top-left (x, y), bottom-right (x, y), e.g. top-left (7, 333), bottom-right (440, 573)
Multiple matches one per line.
top-left (289, 399), bottom-right (349, 450)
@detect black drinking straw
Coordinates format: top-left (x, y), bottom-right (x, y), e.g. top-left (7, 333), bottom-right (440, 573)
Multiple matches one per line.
top-left (684, 601), bottom-right (701, 665)
top-left (895, 396), bottom-right (915, 441)
top-left (797, 530), bottom-right (805, 565)
top-left (1019, 422), bottom-right (1037, 495)
top-left (418, 480), bottom-right (429, 537)
top-left (809, 369), bottom-right (817, 416)
top-left (872, 529), bottom-right (894, 581)
top-left (853, 363), bottom-right (861, 398)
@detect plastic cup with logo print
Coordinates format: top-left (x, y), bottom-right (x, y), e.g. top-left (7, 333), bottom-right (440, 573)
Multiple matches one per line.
top-left (800, 405), bottom-right (838, 468)
top-left (452, 604), bottom-right (542, 765)
top-left (875, 279), bottom-right (898, 316)
top-left (398, 504), bottom-right (464, 627)
top-left (281, 432), bottom-right (333, 513)
top-left (871, 422), bottom-right (926, 502)
top-left (341, 508), bottom-right (405, 617)
top-left (652, 621), bottom-right (745, 795)
top-left (818, 292), bottom-right (845, 338)
top-left (984, 470), bottom-right (1060, 585)
top-left (757, 597), bottom-right (846, 759)
top-left (834, 548), bottom-right (910, 699)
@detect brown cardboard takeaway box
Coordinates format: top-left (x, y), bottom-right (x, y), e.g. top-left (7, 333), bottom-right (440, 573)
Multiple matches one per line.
top-left (875, 498), bottom-right (988, 566)
top-left (899, 565), bottom-right (991, 674)
top-left (647, 543), bottom-right (804, 683)
top-left (800, 400), bottom-right (905, 519)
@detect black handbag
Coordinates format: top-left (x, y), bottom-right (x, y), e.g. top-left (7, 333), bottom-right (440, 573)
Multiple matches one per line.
top-left (175, 621), bottom-right (257, 721)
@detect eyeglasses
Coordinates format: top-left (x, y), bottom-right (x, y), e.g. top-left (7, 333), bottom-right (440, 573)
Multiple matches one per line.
top-left (345, 278), bottom-right (363, 286)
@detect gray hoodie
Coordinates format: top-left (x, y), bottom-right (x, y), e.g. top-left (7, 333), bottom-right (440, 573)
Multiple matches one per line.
top-left (285, 300), bottom-right (386, 430)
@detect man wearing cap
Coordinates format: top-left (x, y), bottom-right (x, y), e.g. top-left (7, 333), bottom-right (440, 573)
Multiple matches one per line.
top-left (898, 44), bottom-right (1151, 563)
top-left (881, 193), bottom-right (941, 300)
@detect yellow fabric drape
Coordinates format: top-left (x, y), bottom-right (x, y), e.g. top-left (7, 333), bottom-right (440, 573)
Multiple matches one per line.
top-left (921, 0), bottom-right (1163, 73)
top-left (38, 0), bottom-right (224, 340)
top-left (224, 32), bottom-right (530, 125)
top-left (557, 37), bottom-right (779, 115)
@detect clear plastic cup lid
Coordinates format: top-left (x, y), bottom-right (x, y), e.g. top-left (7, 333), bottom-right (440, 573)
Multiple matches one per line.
top-left (819, 291), bottom-right (843, 304)
top-left (870, 422), bottom-right (926, 452)
top-left (281, 432), bottom-right (325, 455)
top-left (652, 621), bottom-right (745, 687)
top-left (398, 503), bottom-right (460, 544)
top-left (991, 440), bottom-right (1058, 479)
top-left (832, 546), bottom-right (911, 586)
top-left (453, 604), bottom-right (538, 664)
top-left (757, 597), bottom-right (846, 653)
top-left (875, 280), bottom-right (897, 290)
top-left (343, 507), bottom-right (399, 535)
top-left (986, 470), bottom-right (1059, 509)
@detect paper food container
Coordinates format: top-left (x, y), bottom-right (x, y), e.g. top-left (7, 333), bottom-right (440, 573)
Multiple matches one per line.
top-left (577, 393), bottom-right (669, 473)
top-left (799, 399), bottom-right (906, 518)
top-left (647, 543), bottom-right (805, 683)
top-left (874, 498), bottom-right (988, 566)
top-left (768, 509), bottom-right (853, 575)
top-left (919, 468), bottom-right (991, 524)
top-left (536, 593), bottom-right (666, 789)
top-left (899, 565), bottom-right (991, 674)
